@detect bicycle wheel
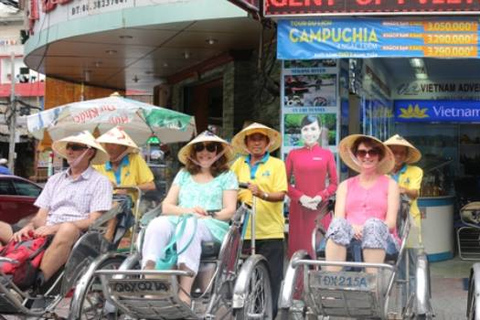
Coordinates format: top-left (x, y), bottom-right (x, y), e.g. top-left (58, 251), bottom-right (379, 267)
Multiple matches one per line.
top-left (234, 260), bottom-right (273, 320)
top-left (72, 257), bottom-right (125, 320)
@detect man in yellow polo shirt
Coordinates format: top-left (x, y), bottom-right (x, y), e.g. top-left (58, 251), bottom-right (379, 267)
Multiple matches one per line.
top-left (230, 122), bottom-right (287, 317)
top-left (385, 134), bottom-right (423, 305)
top-left (94, 126), bottom-right (155, 203)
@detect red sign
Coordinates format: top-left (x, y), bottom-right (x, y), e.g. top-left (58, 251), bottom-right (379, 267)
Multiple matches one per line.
top-left (264, 0), bottom-right (480, 17)
top-left (228, 0), bottom-right (261, 13)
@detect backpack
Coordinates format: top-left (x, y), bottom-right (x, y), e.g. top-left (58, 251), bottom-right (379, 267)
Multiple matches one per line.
top-left (0, 235), bottom-right (52, 290)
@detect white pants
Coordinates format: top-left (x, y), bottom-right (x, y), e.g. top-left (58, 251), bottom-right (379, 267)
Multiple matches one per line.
top-left (142, 216), bottom-right (215, 274)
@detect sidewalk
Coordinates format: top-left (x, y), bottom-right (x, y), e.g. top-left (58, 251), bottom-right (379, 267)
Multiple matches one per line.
top-left (429, 256), bottom-right (472, 320)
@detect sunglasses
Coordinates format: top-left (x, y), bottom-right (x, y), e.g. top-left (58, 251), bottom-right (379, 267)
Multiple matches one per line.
top-left (66, 143), bottom-right (89, 151)
top-left (193, 142), bottom-right (218, 153)
top-left (355, 148), bottom-right (380, 158)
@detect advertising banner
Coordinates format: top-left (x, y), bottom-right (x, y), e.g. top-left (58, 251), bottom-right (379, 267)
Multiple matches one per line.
top-left (281, 60), bottom-right (339, 159)
top-left (277, 17), bottom-right (480, 60)
top-left (395, 100), bottom-right (480, 122)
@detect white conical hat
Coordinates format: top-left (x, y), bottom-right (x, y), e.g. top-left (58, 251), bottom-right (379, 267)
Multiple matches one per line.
top-left (384, 134), bottom-right (422, 164)
top-left (178, 131), bottom-right (234, 165)
top-left (339, 134), bottom-right (395, 174)
top-left (52, 130), bottom-right (109, 165)
top-left (96, 126), bottom-right (140, 154)
top-left (231, 122), bottom-right (282, 155)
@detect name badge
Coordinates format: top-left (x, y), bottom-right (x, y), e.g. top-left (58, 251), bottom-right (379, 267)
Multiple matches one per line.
top-left (313, 157), bottom-right (322, 161)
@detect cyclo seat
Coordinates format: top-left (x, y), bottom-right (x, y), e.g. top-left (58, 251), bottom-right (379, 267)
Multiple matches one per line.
top-left (201, 241), bottom-right (222, 258)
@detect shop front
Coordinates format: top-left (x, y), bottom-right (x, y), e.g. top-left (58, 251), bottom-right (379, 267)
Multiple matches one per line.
top-left (266, 0), bottom-right (480, 261)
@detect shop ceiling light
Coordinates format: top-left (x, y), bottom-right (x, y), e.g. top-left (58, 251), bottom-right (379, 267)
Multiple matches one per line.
top-left (105, 50), bottom-right (117, 55)
top-left (410, 58), bottom-right (424, 68)
top-left (206, 38), bottom-right (218, 45)
top-left (184, 52), bottom-right (191, 59)
top-left (415, 72), bottom-right (428, 80)
top-left (84, 70), bottom-right (91, 82)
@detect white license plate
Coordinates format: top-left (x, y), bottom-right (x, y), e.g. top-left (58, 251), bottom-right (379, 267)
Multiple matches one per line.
top-left (309, 271), bottom-right (375, 291)
top-left (109, 279), bottom-right (172, 295)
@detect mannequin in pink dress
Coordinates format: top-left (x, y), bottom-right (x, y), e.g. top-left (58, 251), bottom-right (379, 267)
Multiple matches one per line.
top-left (286, 115), bottom-right (338, 258)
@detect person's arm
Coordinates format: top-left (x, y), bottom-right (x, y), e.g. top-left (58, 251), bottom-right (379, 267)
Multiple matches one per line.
top-left (135, 155), bottom-right (156, 192)
top-left (285, 152), bottom-right (304, 202)
top-left (213, 190), bottom-right (238, 221)
top-left (385, 179), bottom-right (400, 231)
top-left (333, 181), bottom-right (347, 219)
top-left (13, 208), bottom-right (49, 241)
top-left (33, 211), bottom-right (105, 237)
top-left (137, 181), bottom-right (156, 192)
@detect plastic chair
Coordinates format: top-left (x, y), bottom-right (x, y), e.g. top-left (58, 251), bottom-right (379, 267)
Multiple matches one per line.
top-left (457, 202), bottom-right (480, 260)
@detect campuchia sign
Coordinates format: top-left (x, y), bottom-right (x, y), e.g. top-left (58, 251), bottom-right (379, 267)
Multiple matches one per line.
top-left (264, 0), bottom-right (480, 17)
top-left (394, 100), bottom-right (480, 122)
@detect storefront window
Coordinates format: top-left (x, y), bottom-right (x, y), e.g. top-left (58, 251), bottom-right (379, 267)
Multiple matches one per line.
top-left (396, 123), bottom-right (456, 197)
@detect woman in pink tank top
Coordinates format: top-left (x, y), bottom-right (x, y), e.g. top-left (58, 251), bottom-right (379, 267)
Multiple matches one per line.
top-left (325, 134), bottom-right (399, 273)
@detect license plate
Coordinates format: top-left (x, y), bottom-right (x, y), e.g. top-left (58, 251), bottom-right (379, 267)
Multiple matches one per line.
top-left (309, 271), bottom-right (375, 291)
top-left (109, 279), bottom-right (172, 295)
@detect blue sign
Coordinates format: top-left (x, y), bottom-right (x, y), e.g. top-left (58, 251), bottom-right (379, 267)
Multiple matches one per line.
top-left (395, 100), bottom-right (480, 123)
top-left (277, 18), bottom-right (480, 60)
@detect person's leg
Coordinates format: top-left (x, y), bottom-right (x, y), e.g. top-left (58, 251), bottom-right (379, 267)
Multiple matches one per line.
top-left (325, 218), bottom-right (353, 271)
top-left (142, 216), bottom-right (174, 269)
top-left (40, 223), bottom-right (80, 280)
top-left (0, 222), bottom-right (14, 244)
top-left (177, 219), bottom-right (214, 305)
top-left (361, 218), bottom-right (389, 273)
top-left (255, 239), bottom-right (284, 318)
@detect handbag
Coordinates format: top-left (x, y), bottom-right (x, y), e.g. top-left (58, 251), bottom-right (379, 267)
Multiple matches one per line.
top-left (155, 214), bottom-right (198, 270)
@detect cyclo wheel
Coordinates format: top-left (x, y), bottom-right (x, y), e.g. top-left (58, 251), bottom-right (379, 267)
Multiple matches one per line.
top-left (234, 260), bottom-right (273, 320)
top-left (468, 276), bottom-right (476, 320)
top-left (73, 257), bottom-right (125, 320)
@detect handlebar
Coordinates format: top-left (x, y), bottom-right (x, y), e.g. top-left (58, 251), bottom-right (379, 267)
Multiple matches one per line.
top-left (239, 182), bottom-right (249, 189)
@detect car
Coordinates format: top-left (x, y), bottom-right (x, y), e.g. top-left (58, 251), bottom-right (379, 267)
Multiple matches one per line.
top-left (0, 175), bottom-right (42, 224)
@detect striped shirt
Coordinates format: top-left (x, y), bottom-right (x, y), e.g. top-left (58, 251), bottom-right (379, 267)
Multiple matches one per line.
top-left (34, 166), bottom-right (113, 226)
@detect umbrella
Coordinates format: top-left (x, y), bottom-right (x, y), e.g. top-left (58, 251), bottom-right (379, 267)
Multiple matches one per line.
top-left (26, 93), bottom-right (196, 145)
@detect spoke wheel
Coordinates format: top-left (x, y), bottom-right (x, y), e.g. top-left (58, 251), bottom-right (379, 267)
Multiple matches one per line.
top-left (74, 257), bottom-right (125, 320)
top-left (234, 261), bottom-right (272, 320)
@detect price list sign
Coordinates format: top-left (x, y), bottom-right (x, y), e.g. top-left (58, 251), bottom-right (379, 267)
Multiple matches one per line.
top-left (422, 21), bottom-right (478, 57)
top-left (277, 18), bottom-right (480, 60)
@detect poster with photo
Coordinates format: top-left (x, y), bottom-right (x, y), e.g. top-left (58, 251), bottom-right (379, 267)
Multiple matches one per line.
top-left (283, 113), bottom-right (337, 148)
top-left (284, 74), bottom-right (337, 107)
top-left (281, 60), bottom-right (340, 160)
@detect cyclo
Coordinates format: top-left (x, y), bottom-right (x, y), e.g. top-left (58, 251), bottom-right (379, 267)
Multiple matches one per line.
top-left (68, 184), bottom-right (274, 320)
top-left (279, 196), bottom-right (434, 320)
top-left (0, 186), bottom-right (145, 320)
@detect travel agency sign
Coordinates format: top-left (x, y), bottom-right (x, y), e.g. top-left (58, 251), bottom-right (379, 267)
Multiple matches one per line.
top-left (277, 17), bottom-right (480, 59)
top-left (395, 100), bottom-right (480, 122)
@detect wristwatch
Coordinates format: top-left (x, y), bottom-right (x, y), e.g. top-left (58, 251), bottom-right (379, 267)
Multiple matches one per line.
top-left (263, 192), bottom-right (269, 200)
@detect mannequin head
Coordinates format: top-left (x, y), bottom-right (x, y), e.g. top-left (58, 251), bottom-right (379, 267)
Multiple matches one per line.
top-left (300, 115), bottom-right (322, 146)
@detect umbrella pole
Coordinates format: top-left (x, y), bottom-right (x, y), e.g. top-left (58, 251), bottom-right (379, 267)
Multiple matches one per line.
top-left (8, 52), bottom-right (16, 174)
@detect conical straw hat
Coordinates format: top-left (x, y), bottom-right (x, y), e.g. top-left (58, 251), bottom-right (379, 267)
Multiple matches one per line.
top-left (178, 131), bottom-right (234, 165)
top-left (384, 134), bottom-right (422, 164)
top-left (96, 126), bottom-right (140, 154)
top-left (231, 122), bottom-right (281, 155)
top-left (339, 134), bottom-right (395, 174)
top-left (52, 130), bottom-right (109, 165)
